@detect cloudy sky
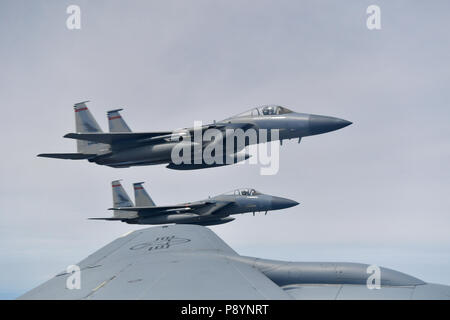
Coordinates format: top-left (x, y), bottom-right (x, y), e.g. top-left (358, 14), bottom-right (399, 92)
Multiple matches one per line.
top-left (1, 0), bottom-right (450, 299)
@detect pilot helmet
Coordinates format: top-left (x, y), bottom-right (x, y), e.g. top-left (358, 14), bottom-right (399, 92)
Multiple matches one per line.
top-left (262, 106), bottom-right (275, 115)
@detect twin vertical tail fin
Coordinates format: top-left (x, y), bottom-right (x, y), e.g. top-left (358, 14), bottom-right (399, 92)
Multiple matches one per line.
top-left (107, 109), bottom-right (132, 132)
top-left (109, 180), bottom-right (156, 219)
top-left (74, 101), bottom-right (106, 154)
top-left (133, 182), bottom-right (156, 207)
top-left (40, 102), bottom-right (131, 159)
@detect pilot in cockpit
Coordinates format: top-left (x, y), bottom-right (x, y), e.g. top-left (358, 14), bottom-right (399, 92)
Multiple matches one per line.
top-left (262, 106), bottom-right (276, 115)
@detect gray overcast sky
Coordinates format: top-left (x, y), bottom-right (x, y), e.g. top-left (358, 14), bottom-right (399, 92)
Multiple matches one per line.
top-left (1, 0), bottom-right (450, 299)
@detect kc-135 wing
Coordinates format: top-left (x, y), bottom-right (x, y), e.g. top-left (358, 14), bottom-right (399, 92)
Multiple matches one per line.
top-left (18, 224), bottom-right (450, 299)
top-left (19, 225), bottom-right (290, 299)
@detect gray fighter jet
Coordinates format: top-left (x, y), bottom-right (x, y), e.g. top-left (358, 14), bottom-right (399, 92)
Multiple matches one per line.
top-left (38, 101), bottom-right (351, 169)
top-left (90, 180), bottom-right (299, 226)
top-left (19, 224), bottom-right (450, 299)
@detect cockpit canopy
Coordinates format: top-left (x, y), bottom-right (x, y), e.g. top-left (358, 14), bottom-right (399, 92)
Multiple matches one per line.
top-left (223, 188), bottom-right (262, 196)
top-left (230, 105), bottom-right (293, 118)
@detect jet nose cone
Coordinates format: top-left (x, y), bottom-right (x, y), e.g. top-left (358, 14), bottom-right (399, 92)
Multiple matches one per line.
top-left (308, 115), bottom-right (352, 135)
top-left (271, 197), bottom-right (300, 210)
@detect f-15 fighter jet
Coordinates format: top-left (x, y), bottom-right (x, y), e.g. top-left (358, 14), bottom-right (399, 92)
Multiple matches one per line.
top-left (38, 101), bottom-right (351, 170)
top-left (89, 180), bottom-right (299, 226)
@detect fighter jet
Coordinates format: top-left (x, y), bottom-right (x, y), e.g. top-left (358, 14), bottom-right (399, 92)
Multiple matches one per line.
top-left (19, 224), bottom-right (450, 300)
top-left (89, 180), bottom-right (299, 226)
top-left (38, 101), bottom-right (352, 169)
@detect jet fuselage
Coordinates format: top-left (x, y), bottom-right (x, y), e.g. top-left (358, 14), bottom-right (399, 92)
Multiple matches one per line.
top-left (91, 110), bottom-right (351, 168)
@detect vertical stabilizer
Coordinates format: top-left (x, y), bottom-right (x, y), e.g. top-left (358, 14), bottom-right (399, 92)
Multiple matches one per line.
top-left (107, 109), bottom-right (132, 132)
top-left (133, 182), bottom-right (156, 207)
top-left (74, 101), bottom-right (106, 154)
top-left (111, 180), bottom-right (135, 218)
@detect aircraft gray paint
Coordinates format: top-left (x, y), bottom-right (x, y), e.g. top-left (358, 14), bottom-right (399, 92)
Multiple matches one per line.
top-left (38, 102), bottom-right (352, 169)
top-left (19, 225), bottom-right (450, 300)
top-left (90, 180), bottom-right (299, 226)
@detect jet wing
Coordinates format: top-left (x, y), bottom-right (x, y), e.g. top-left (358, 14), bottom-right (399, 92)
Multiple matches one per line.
top-left (64, 132), bottom-right (176, 145)
top-left (110, 201), bottom-right (233, 217)
top-left (88, 217), bottom-right (127, 221)
top-left (19, 225), bottom-right (290, 299)
top-left (63, 123), bottom-right (255, 147)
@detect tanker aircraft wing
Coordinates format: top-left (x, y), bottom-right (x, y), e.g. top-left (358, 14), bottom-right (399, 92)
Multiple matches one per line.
top-left (19, 225), bottom-right (289, 299)
top-left (18, 224), bottom-right (450, 300)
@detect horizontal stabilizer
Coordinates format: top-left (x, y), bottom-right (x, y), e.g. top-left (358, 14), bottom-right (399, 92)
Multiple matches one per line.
top-left (37, 153), bottom-right (96, 160)
top-left (88, 217), bottom-right (126, 221)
